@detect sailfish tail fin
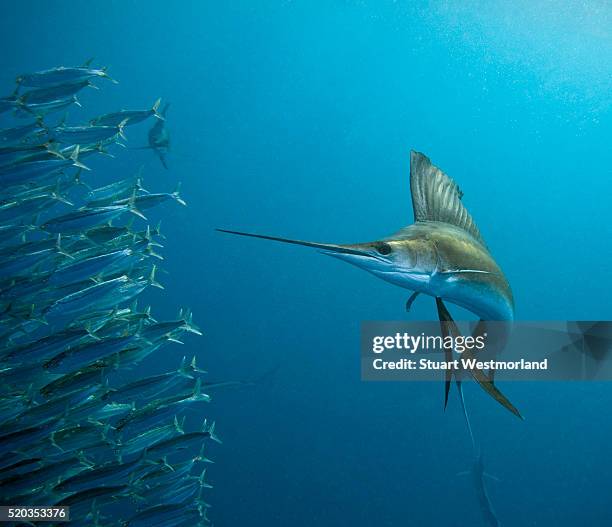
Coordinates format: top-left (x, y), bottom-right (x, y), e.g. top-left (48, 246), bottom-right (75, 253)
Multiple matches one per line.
top-left (152, 98), bottom-right (163, 120)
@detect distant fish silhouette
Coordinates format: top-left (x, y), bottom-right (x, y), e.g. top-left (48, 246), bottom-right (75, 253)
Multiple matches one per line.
top-left (148, 102), bottom-right (170, 169)
top-left (132, 102), bottom-right (170, 169)
top-left (458, 451), bottom-right (501, 527)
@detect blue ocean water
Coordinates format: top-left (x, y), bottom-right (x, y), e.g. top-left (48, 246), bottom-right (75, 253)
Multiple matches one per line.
top-left (1, 1), bottom-right (610, 525)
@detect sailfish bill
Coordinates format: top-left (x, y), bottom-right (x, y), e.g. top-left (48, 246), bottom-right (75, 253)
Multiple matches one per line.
top-left (215, 229), bottom-right (378, 257)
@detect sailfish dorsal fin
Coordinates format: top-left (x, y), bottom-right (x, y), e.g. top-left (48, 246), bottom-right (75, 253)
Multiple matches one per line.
top-left (409, 151), bottom-right (485, 245)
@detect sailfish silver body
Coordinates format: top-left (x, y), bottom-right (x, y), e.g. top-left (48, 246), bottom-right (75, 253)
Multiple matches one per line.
top-left (379, 222), bottom-right (513, 321)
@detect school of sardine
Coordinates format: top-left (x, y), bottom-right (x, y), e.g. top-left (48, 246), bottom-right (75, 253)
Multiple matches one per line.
top-left (0, 62), bottom-right (216, 526)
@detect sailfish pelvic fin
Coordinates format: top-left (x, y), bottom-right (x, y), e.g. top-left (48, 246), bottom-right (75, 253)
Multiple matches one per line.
top-left (435, 297), bottom-right (522, 420)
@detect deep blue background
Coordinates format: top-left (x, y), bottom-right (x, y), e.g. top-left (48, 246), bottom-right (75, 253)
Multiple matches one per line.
top-left (1, 2), bottom-right (610, 525)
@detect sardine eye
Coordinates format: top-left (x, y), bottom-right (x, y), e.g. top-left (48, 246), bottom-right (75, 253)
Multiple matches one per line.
top-left (375, 242), bottom-right (392, 256)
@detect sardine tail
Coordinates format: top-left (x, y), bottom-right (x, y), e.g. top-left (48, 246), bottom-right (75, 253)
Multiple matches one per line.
top-left (152, 98), bottom-right (164, 120)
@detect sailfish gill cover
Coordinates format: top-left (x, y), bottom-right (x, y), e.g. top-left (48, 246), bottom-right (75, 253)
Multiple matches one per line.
top-left (0, 66), bottom-right (216, 526)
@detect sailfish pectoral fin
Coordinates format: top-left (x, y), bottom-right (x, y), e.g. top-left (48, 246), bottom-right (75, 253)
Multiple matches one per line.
top-left (436, 298), bottom-right (474, 449)
top-left (435, 297), bottom-right (453, 410)
top-left (472, 319), bottom-right (497, 385)
top-left (436, 299), bottom-right (522, 419)
top-left (467, 326), bottom-right (522, 419)
top-left (444, 354), bottom-right (452, 411)
top-left (466, 359), bottom-right (523, 419)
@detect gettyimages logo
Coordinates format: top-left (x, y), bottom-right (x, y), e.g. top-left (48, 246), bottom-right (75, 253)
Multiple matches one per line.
top-left (361, 321), bottom-right (612, 382)
top-left (372, 332), bottom-right (486, 354)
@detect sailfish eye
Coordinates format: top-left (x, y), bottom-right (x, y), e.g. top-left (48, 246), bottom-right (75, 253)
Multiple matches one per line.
top-left (375, 242), bottom-right (392, 256)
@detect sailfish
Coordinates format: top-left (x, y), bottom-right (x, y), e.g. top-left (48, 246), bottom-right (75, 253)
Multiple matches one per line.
top-left (218, 151), bottom-right (521, 418)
